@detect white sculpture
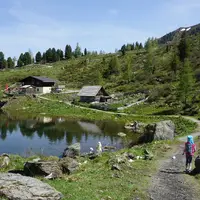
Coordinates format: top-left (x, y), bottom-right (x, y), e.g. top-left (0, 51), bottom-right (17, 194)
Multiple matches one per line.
top-left (96, 142), bottom-right (102, 154)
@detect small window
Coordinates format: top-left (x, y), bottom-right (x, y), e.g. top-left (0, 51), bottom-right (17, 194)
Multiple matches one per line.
top-left (37, 88), bottom-right (39, 92)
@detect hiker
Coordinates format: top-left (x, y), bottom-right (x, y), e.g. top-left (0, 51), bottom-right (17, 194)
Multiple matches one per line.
top-left (183, 135), bottom-right (196, 172)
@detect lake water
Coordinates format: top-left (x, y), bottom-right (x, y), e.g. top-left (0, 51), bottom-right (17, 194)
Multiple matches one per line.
top-left (0, 112), bottom-right (136, 156)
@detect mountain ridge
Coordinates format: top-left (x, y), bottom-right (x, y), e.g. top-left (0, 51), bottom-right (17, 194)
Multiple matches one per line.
top-left (158, 22), bottom-right (200, 44)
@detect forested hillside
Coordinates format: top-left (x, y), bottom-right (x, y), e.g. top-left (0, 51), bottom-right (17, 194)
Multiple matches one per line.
top-left (1, 23), bottom-right (200, 115)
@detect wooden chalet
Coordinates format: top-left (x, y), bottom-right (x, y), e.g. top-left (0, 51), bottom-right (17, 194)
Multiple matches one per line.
top-left (78, 86), bottom-right (110, 103)
top-left (19, 76), bottom-right (56, 94)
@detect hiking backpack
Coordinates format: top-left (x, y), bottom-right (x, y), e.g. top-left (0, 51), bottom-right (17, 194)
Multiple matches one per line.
top-left (186, 142), bottom-right (193, 155)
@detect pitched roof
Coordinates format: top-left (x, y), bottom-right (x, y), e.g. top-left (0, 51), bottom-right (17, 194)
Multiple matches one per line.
top-left (20, 76), bottom-right (56, 83)
top-left (31, 76), bottom-right (56, 83)
top-left (78, 86), bottom-right (104, 96)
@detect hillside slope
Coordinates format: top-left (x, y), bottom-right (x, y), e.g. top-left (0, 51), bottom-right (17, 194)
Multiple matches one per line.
top-left (1, 23), bottom-right (200, 116)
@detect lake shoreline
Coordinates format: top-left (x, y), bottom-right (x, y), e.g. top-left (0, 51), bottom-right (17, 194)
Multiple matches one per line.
top-left (0, 96), bottom-right (198, 199)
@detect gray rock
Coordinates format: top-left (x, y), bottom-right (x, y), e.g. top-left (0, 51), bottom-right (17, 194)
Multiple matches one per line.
top-left (62, 143), bottom-right (81, 158)
top-left (111, 164), bottom-right (121, 171)
top-left (139, 120), bottom-right (175, 143)
top-left (24, 158), bottom-right (79, 178)
top-left (58, 157), bottom-right (79, 174)
top-left (0, 173), bottom-right (62, 200)
top-left (24, 161), bottom-right (63, 178)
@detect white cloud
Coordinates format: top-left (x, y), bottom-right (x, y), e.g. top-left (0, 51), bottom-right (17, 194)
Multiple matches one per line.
top-left (0, 3), bottom-right (151, 58)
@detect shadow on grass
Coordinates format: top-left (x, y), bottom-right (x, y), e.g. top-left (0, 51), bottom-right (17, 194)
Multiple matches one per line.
top-left (188, 168), bottom-right (200, 176)
top-left (160, 169), bottom-right (185, 175)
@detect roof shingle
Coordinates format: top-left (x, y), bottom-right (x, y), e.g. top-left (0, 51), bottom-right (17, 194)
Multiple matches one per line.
top-left (78, 86), bottom-right (103, 96)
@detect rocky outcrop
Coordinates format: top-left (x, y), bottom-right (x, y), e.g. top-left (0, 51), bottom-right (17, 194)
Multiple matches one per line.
top-left (139, 120), bottom-right (175, 143)
top-left (62, 143), bottom-right (81, 158)
top-left (24, 157), bottom-right (79, 178)
top-left (0, 173), bottom-right (62, 200)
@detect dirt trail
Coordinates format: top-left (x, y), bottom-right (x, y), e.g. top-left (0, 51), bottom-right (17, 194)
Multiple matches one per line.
top-left (149, 117), bottom-right (200, 200)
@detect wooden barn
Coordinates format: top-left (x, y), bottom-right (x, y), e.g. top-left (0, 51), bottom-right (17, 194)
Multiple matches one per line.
top-left (19, 76), bottom-right (56, 94)
top-left (78, 86), bottom-right (110, 103)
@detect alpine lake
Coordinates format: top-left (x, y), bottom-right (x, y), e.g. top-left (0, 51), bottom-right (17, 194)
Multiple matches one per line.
top-left (0, 112), bottom-right (138, 157)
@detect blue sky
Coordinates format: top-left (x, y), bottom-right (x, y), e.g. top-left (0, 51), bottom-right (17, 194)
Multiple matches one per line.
top-left (1, 0), bottom-right (200, 58)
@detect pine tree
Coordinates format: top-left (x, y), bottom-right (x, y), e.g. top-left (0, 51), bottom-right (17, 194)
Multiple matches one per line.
top-left (65, 45), bottom-right (72, 59)
top-left (131, 43), bottom-right (135, 50)
top-left (52, 48), bottom-right (57, 62)
top-left (84, 48), bottom-right (87, 56)
top-left (135, 42), bottom-right (139, 49)
top-left (178, 32), bottom-right (189, 62)
top-left (2, 60), bottom-right (7, 69)
top-left (42, 52), bottom-right (46, 64)
top-left (0, 52), bottom-right (5, 69)
top-left (17, 53), bottom-right (24, 67)
top-left (23, 52), bottom-right (32, 65)
top-left (139, 43), bottom-right (143, 49)
top-left (121, 44), bottom-right (126, 56)
top-left (126, 44), bottom-right (132, 51)
top-left (57, 49), bottom-right (64, 60)
top-left (35, 52), bottom-right (42, 63)
top-left (104, 56), bottom-right (120, 78)
top-left (7, 57), bottom-right (14, 68)
top-left (17, 59), bottom-right (23, 67)
top-left (74, 43), bottom-right (82, 58)
top-left (46, 48), bottom-right (53, 62)
top-left (170, 53), bottom-right (179, 77)
top-left (178, 59), bottom-right (195, 105)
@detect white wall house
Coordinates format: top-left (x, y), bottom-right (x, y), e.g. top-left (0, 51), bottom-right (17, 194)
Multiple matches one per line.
top-left (36, 87), bottom-right (52, 94)
top-left (19, 76), bottom-right (56, 94)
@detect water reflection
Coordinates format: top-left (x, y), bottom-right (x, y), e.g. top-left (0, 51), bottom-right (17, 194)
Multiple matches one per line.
top-left (0, 112), bottom-right (133, 156)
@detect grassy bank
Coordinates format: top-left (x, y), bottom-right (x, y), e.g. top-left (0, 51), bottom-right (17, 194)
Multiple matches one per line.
top-left (0, 140), bottom-right (179, 200)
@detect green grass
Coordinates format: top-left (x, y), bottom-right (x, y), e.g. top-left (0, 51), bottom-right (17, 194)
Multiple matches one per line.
top-left (0, 141), bottom-right (177, 200)
top-left (124, 103), bottom-right (177, 115)
top-left (43, 141), bottom-right (183, 200)
top-left (41, 93), bottom-right (77, 102)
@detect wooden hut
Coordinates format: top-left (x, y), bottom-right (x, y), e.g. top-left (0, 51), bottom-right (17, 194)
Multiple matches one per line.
top-left (78, 86), bottom-right (110, 103)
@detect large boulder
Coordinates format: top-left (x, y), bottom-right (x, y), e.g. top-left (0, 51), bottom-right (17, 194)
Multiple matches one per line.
top-left (62, 143), bottom-right (81, 158)
top-left (24, 158), bottom-right (79, 178)
top-left (58, 157), bottom-right (79, 174)
top-left (139, 120), bottom-right (175, 143)
top-left (0, 173), bottom-right (62, 200)
top-left (195, 156), bottom-right (200, 173)
top-left (24, 161), bottom-right (63, 178)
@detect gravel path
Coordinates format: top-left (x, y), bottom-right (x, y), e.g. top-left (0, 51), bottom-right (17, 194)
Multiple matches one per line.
top-left (149, 146), bottom-right (199, 200)
top-left (149, 117), bottom-right (200, 200)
